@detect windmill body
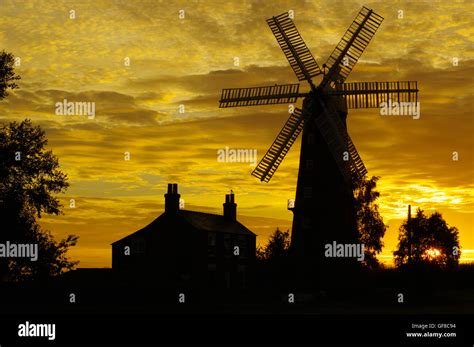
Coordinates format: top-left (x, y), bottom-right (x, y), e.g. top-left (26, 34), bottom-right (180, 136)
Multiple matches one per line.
top-left (219, 7), bottom-right (419, 276)
top-left (290, 95), bottom-right (358, 267)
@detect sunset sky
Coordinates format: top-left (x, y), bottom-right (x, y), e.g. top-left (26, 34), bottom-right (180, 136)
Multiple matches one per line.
top-left (0, 0), bottom-right (472, 267)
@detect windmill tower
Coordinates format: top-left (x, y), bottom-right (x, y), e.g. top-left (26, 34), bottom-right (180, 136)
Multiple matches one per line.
top-left (219, 7), bottom-right (419, 275)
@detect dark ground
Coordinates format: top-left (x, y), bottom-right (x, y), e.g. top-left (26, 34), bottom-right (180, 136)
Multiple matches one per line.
top-left (1, 264), bottom-right (473, 315)
top-left (1, 266), bottom-right (473, 345)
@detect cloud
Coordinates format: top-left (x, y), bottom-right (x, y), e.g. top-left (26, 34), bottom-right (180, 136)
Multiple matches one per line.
top-left (1, 0), bottom-right (472, 267)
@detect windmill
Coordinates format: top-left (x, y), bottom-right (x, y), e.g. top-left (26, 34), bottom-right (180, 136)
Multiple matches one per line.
top-left (219, 7), bottom-right (418, 269)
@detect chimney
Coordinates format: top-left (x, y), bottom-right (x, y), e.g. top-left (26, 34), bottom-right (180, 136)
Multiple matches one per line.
top-left (164, 183), bottom-right (180, 213)
top-left (223, 191), bottom-right (237, 220)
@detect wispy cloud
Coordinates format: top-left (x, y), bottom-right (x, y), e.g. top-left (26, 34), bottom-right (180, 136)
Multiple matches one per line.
top-left (0, 0), bottom-right (472, 266)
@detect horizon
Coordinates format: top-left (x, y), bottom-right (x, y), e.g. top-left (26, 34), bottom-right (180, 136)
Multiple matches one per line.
top-left (1, 0), bottom-right (472, 268)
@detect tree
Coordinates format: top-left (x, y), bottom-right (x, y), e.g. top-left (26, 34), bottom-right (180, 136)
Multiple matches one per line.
top-left (353, 176), bottom-right (387, 268)
top-left (256, 228), bottom-right (290, 262)
top-left (394, 208), bottom-right (460, 268)
top-left (0, 50), bottom-right (20, 99)
top-left (0, 119), bottom-right (78, 281)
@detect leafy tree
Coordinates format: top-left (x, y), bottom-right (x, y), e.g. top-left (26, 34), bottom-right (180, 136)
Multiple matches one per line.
top-left (0, 120), bottom-right (78, 281)
top-left (256, 228), bottom-right (290, 262)
top-left (0, 50), bottom-right (20, 99)
top-left (353, 176), bottom-right (387, 268)
top-left (394, 208), bottom-right (460, 268)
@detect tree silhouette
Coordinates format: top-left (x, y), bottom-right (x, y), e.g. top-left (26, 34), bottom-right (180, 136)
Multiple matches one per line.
top-left (353, 176), bottom-right (387, 268)
top-left (0, 50), bottom-right (20, 99)
top-left (256, 228), bottom-right (290, 262)
top-left (0, 120), bottom-right (78, 281)
top-left (394, 208), bottom-right (460, 268)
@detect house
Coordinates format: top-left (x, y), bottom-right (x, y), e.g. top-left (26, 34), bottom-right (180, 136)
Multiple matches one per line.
top-left (112, 184), bottom-right (256, 289)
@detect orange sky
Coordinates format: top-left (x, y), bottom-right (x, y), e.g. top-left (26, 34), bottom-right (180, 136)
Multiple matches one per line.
top-left (0, 0), bottom-right (473, 267)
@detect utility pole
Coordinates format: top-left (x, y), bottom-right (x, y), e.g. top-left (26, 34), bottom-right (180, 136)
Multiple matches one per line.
top-left (407, 204), bottom-right (412, 264)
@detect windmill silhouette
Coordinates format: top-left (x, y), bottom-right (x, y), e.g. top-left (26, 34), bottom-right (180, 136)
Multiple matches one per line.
top-left (219, 7), bottom-right (419, 271)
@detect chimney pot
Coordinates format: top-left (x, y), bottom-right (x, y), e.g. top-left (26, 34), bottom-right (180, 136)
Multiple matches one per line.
top-left (165, 183), bottom-right (180, 213)
top-left (223, 192), bottom-right (237, 220)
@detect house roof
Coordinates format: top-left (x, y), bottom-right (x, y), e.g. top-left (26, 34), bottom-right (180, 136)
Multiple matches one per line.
top-left (178, 210), bottom-right (255, 236)
top-left (111, 210), bottom-right (256, 245)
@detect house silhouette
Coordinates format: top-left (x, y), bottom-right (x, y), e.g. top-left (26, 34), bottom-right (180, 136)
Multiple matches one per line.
top-left (112, 184), bottom-right (256, 289)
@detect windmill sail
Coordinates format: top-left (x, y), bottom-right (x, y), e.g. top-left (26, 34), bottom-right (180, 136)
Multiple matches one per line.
top-left (252, 108), bottom-right (307, 182)
top-left (219, 8), bottom-right (411, 185)
top-left (323, 6), bottom-right (383, 85)
top-left (313, 98), bottom-right (367, 185)
top-left (324, 99), bottom-right (367, 182)
top-left (344, 132), bottom-right (367, 181)
top-left (267, 13), bottom-right (322, 84)
top-left (219, 83), bottom-right (301, 108)
top-left (312, 100), bottom-right (352, 186)
top-left (329, 81), bottom-right (418, 109)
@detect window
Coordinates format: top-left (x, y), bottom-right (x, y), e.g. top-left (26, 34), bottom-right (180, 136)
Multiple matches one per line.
top-left (238, 265), bottom-right (247, 289)
top-left (238, 235), bottom-right (247, 259)
top-left (302, 217), bottom-right (312, 228)
top-left (208, 263), bottom-right (217, 286)
top-left (131, 238), bottom-right (145, 255)
top-left (208, 232), bottom-right (216, 246)
top-left (224, 233), bottom-right (231, 257)
top-left (208, 232), bottom-right (216, 257)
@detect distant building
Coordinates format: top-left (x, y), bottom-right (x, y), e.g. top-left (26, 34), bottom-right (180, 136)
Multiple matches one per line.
top-left (112, 184), bottom-right (256, 289)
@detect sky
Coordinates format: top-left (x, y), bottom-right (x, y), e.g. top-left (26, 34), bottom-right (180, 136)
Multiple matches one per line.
top-left (0, 0), bottom-right (472, 267)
